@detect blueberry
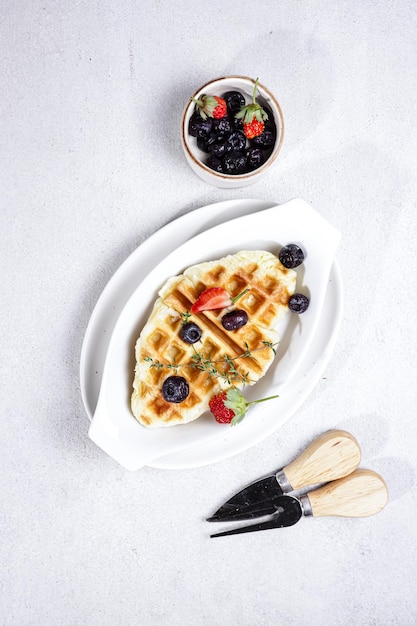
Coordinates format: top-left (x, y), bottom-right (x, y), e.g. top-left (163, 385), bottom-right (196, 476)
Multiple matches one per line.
top-left (279, 244), bottom-right (305, 269)
top-left (288, 293), bottom-right (310, 314)
top-left (246, 147), bottom-right (265, 170)
top-left (251, 129), bottom-right (276, 149)
top-left (221, 309), bottom-right (249, 330)
top-left (222, 90), bottom-right (246, 114)
top-left (188, 112), bottom-right (212, 138)
top-left (223, 150), bottom-right (247, 174)
top-left (208, 139), bottom-right (230, 158)
top-left (162, 376), bottom-right (190, 403)
top-left (180, 322), bottom-right (202, 344)
top-left (206, 155), bottom-right (223, 172)
top-left (226, 131), bottom-right (246, 152)
top-left (197, 131), bottom-right (217, 153)
top-left (212, 117), bottom-right (232, 136)
top-left (230, 115), bottom-right (244, 132)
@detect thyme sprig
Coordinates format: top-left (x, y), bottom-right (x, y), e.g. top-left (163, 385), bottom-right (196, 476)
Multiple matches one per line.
top-left (180, 311), bottom-right (192, 325)
top-left (144, 340), bottom-right (277, 385)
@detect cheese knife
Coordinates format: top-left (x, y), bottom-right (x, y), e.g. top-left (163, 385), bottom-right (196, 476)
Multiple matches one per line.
top-left (210, 469), bottom-right (389, 537)
top-left (207, 430), bottom-right (361, 522)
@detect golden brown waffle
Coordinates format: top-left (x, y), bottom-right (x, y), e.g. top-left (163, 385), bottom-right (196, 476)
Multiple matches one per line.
top-left (163, 250), bottom-right (297, 328)
top-left (131, 250), bottom-right (296, 428)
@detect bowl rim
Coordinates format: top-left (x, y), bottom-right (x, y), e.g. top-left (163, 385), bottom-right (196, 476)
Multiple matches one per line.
top-left (181, 75), bottom-right (285, 181)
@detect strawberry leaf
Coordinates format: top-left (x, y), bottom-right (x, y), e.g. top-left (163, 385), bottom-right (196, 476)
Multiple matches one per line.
top-left (224, 387), bottom-right (248, 414)
top-left (235, 77), bottom-right (268, 125)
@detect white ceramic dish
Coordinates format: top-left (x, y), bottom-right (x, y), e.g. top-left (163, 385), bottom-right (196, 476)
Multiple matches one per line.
top-left (81, 199), bottom-right (342, 470)
top-left (181, 76), bottom-right (284, 188)
top-left (154, 259), bottom-right (342, 468)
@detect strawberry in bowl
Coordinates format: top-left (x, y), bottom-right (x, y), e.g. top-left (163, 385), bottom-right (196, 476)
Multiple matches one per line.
top-left (181, 76), bottom-right (284, 189)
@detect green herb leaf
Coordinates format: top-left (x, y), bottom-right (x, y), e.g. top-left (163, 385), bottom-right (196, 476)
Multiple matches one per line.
top-left (143, 341), bottom-right (278, 385)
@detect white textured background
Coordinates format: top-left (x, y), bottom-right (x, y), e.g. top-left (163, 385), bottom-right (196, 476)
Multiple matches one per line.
top-left (1, 1), bottom-right (416, 625)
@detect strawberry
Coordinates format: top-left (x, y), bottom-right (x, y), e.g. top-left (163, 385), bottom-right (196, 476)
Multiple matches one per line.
top-left (235, 77), bottom-right (268, 139)
top-left (192, 94), bottom-right (227, 120)
top-left (243, 119), bottom-right (265, 140)
top-left (209, 387), bottom-right (279, 425)
top-left (209, 392), bottom-right (236, 424)
top-left (190, 287), bottom-right (249, 314)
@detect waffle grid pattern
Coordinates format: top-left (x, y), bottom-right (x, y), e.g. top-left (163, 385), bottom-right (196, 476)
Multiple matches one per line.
top-left (132, 251), bottom-right (296, 427)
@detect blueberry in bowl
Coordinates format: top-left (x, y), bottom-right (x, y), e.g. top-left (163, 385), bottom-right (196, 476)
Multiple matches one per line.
top-left (222, 90), bottom-right (245, 114)
top-left (181, 76), bottom-right (284, 189)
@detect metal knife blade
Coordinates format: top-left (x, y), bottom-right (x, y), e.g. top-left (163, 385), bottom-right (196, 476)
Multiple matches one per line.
top-left (207, 475), bottom-right (285, 522)
top-left (207, 430), bottom-right (362, 522)
top-left (210, 495), bottom-right (302, 537)
top-left (210, 469), bottom-right (389, 538)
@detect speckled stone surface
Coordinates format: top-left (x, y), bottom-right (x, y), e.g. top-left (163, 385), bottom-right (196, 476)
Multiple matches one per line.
top-left (1, 1), bottom-right (416, 624)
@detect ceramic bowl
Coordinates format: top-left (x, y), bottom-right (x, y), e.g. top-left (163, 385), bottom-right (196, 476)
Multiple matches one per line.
top-left (181, 76), bottom-right (284, 189)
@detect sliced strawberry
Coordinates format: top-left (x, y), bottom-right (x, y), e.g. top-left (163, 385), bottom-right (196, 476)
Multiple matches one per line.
top-left (190, 287), bottom-right (231, 313)
top-left (190, 287), bottom-right (250, 314)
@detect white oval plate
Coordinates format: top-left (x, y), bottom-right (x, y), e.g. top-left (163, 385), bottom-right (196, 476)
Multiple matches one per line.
top-left (81, 199), bottom-right (342, 470)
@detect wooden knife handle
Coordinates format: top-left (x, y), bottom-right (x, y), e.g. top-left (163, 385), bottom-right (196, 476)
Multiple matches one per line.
top-left (306, 469), bottom-right (389, 517)
top-left (283, 430), bottom-right (362, 491)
